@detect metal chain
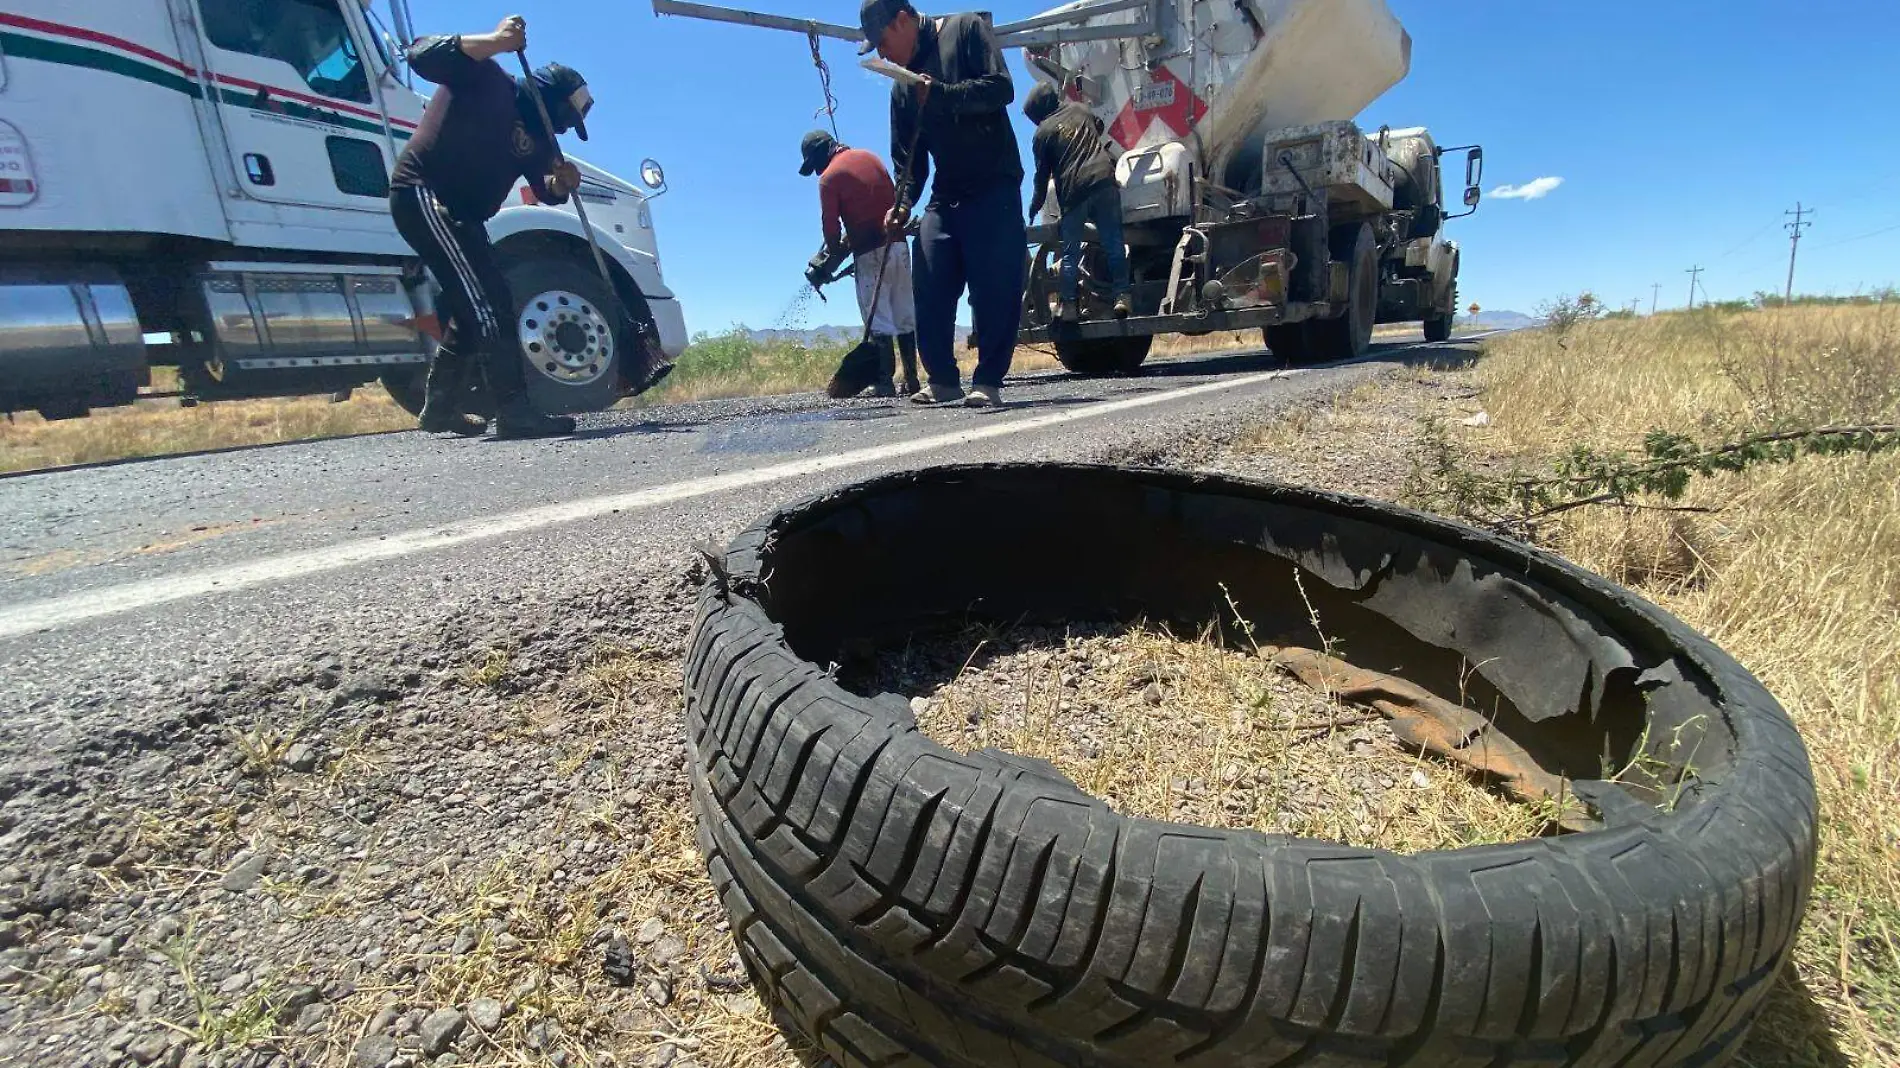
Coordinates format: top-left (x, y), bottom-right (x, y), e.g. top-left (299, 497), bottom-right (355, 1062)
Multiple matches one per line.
top-left (807, 29), bottom-right (840, 138)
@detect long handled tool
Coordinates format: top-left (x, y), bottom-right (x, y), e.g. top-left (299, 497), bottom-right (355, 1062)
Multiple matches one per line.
top-left (514, 50), bottom-right (672, 396)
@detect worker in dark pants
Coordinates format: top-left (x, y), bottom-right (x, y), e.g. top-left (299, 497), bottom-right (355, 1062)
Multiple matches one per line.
top-left (1024, 82), bottom-right (1130, 322)
top-left (387, 15), bottom-right (587, 439)
top-left (799, 130), bottom-right (922, 397)
top-left (861, 0), bottom-right (1025, 409)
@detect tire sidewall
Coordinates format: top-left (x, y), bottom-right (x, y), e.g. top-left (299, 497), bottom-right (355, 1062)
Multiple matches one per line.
top-left (500, 255), bottom-right (623, 416)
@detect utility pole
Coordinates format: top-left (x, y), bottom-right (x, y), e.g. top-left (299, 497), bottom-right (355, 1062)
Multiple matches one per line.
top-left (1686, 266), bottom-right (1704, 310)
top-left (1784, 202), bottom-right (1813, 303)
top-left (1651, 283), bottom-right (1661, 315)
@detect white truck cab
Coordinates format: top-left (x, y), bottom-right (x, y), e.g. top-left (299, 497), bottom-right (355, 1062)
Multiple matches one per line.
top-left (0, 0), bottom-right (687, 419)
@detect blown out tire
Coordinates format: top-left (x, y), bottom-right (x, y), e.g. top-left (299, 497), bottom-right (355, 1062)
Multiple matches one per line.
top-left (684, 464), bottom-right (1816, 1068)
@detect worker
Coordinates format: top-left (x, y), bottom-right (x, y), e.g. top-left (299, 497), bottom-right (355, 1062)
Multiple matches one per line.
top-left (861, 0), bottom-right (1025, 409)
top-left (1024, 82), bottom-right (1131, 322)
top-left (387, 15), bottom-right (587, 439)
top-left (799, 130), bottom-right (922, 398)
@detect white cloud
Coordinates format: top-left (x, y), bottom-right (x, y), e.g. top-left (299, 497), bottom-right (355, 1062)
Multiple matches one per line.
top-left (1489, 176), bottom-right (1564, 201)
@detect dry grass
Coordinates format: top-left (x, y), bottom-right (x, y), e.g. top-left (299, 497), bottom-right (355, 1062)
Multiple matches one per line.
top-left (0, 371), bottom-right (412, 475)
top-left (875, 620), bottom-right (1566, 852)
top-left (1460, 304), bottom-right (1900, 1066)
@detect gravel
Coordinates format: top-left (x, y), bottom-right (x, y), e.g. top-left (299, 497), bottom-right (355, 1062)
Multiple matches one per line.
top-left (0, 348), bottom-right (1466, 1066)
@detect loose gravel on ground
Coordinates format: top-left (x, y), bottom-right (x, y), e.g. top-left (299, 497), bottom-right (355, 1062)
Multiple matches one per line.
top-left (1, 363), bottom-right (1506, 1067)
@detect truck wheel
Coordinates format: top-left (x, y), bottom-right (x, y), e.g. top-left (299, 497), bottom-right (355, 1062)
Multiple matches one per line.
top-left (686, 463), bottom-right (1817, 1068)
top-left (1053, 335), bottom-right (1151, 376)
top-left (502, 255), bottom-right (627, 415)
top-left (1423, 315), bottom-right (1453, 342)
top-left (379, 367), bottom-right (427, 417)
top-left (1263, 322), bottom-right (1315, 362)
top-left (1312, 222), bottom-right (1378, 361)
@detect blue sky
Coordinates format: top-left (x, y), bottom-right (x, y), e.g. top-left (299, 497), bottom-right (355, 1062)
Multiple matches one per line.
top-left (401, 0), bottom-right (1900, 330)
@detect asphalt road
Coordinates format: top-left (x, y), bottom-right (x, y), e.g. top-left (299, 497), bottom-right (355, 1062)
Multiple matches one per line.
top-left (0, 336), bottom-right (1482, 783)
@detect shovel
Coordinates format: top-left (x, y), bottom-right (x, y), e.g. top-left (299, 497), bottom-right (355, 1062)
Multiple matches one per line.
top-left (514, 50), bottom-right (673, 397)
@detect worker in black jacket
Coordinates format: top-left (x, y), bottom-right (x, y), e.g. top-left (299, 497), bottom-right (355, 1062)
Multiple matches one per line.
top-left (1025, 82), bottom-right (1130, 321)
top-left (861, 0), bottom-right (1025, 409)
top-left (388, 15), bottom-right (588, 439)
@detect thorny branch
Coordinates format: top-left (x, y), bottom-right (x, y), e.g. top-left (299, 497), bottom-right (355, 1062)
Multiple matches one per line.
top-left (1413, 421), bottom-right (1900, 536)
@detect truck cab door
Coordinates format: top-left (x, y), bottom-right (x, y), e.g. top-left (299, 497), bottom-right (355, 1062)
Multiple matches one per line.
top-left (190, 0), bottom-right (399, 215)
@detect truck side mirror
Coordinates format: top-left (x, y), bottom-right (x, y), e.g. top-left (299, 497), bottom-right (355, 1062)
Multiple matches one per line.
top-left (1463, 186), bottom-right (1481, 208)
top-left (1464, 146), bottom-right (1483, 188)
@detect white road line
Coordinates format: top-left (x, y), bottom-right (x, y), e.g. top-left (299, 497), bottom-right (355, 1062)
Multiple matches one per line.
top-left (0, 369), bottom-right (1300, 639)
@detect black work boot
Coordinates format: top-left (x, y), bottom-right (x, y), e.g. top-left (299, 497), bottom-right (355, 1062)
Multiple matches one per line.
top-left (417, 352), bottom-right (487, 437)
top-left (482, 340), bottom-right (576, 439)
top-left (897, 333), bottom-right (921, 394)
top-left (872, 337), bottom-right (898, 398)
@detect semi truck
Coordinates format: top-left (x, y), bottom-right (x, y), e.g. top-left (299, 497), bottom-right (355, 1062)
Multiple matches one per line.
top-left (0, 0), bottom-right (687, 421)
top-left (653, 0), bottom-right (1479, 376)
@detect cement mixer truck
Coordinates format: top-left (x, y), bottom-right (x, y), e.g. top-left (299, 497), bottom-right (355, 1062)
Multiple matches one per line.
top-left (656, 0), bottom-right (1480, 375)
top-left (1014, 0), bottom-right (1483, 373)
top-left (0, 0), bottom-right (686, 420)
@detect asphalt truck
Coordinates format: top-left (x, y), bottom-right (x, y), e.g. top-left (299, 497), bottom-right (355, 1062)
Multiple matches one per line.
top-left (654, 0), bottom-right (1480, 376)
top-left (0, 0), bottom-right (687, 420)
top-left (1014, 0), bottom-right (1483, 373)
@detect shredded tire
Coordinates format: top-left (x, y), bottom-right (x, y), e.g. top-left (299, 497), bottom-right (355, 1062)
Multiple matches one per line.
top-left (684, 464), bottom-right (1816, 1068)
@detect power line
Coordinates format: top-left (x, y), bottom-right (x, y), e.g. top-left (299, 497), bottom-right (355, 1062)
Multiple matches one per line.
top-left (1784, 202), bottom-right (1813, 302)
top-left (1713, 220), bottom-right (1776, 261)
top-left (1685, 266), bottom-right (1704, 310)
top-left (1810, 220), bottom-right (1900, 251)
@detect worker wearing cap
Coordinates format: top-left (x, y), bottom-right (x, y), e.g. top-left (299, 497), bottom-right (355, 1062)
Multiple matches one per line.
top-left (387, 15), bottom-right (592, 439)
top-left (860, 0), bottom-right (1025, 409)
top-left (799, 131), bottom-right (922, 398)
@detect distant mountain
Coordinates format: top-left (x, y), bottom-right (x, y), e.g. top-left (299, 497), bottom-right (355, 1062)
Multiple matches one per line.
top-left (1467, 309), bottom-right (1536, 329)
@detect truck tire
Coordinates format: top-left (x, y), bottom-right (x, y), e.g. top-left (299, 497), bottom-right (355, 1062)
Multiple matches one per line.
top-left (379, 367), bottom-right (426, 417)
top-left (1053, 335), bottom-right (1151, 376)
top-left (502, 254), bottom-right (628, 415)
top-left (686, 463), bottom-right (1816, 1068)
top-left (1423, 315), bottom-right (1453, 342)
top-left (1263, 322), bottom-right (1315, 363)
top-left (1311, 223), bottom-right (1378, 362)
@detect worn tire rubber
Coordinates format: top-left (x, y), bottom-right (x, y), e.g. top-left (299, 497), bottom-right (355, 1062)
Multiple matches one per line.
top-left (1263, 322), bottom-right (1315, 363)
top-left (685, 464), bottom-right (1817, 1068)
top-left (1054, 335), bottom-right (1152, 376)
top-left (1423, 315), bottom-right (1453, 343)
top-left (1311, 223), bottom-right (1378, 362)
top-left (379, 367), bottom-right (427, 417)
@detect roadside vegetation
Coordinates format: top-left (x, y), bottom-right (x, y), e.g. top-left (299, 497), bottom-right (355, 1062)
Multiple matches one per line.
top-left (864, 298), bottom-right (1897, 1065)
top-left (1435, 298), bottom-right (1899, 1066)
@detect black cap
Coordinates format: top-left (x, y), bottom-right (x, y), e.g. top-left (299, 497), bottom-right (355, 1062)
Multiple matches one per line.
top-left (1023, 81), bottom-right (1060, 124)
top-left (798, 130), bottom-right (840, 176)
top-left (532, 62), bottom-right (592, 141)
top-left (857, 0), bottom-right (913, 55)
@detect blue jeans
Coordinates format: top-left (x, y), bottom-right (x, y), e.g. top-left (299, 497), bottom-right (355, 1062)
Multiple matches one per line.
top-left (1058, 182), bottom-right (1128, 303)
top-left (914, 182), bottom-right (1026, 390)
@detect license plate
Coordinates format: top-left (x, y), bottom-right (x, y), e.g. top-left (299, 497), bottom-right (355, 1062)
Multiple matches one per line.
top-left (1133, 81), bottom-right (1175, 110)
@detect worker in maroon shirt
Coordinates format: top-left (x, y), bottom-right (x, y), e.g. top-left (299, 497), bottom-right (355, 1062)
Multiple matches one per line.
top-left (800, 131), bottom-right (920, 397)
